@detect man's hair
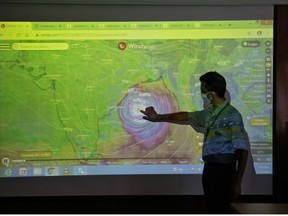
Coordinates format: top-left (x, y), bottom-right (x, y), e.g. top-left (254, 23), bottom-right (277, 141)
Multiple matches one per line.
top-left (199, 71), bottom-right (226, 98)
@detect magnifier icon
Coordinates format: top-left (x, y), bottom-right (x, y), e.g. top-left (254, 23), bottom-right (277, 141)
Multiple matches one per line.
top-left (1, 157), bottom-right (10, 167)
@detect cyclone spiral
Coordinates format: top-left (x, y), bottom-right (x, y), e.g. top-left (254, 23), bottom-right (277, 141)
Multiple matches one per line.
top-left (118, 82), bottom-right (178, 148)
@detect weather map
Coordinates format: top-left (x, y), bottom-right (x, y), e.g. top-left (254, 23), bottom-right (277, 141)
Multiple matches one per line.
top-left (0, 21), bottom-right (273, 176)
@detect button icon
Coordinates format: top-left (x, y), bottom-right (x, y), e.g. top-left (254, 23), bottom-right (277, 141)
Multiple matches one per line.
top-left (33, 167), bottom-right (42, 176)
top-left (1, 157), bottom-right (10, 167)
top-left (118, 42), bottom-right (127, 50)
top-left (45, 167), bottom-right (59, 176)
top-left (19, 168), bottom-right (27, 176)
top-left (4, 168), bottom-right (12, 176)
top-left (75, 166), bottom-right (87, 175)
top-left (63, 167), bottom-right (70, 175)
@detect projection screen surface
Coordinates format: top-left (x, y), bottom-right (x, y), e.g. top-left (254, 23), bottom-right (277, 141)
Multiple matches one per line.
top-left (0, 4), bottom-right (273, 196)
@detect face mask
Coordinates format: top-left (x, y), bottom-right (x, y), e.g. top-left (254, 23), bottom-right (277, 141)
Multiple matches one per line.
top-left (201, 93), bottom-right (210, 100)
top-left (201, 92), bottom-right (213, 110)
top-left (201, 92), bottom-right (212, 101)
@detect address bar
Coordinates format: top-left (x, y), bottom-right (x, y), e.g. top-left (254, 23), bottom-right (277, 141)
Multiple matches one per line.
top-left (37, 29), bottom-right (272, 39)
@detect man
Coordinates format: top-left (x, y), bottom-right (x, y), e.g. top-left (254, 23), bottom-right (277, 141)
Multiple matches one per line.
top-left (140, 71), bottom-right (249, 213)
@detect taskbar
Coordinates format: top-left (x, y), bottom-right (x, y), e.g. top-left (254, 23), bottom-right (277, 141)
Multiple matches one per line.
top-left (0, 164), bottom-right (203, 177)
top-left (0, 163), bottom-right (272, 177)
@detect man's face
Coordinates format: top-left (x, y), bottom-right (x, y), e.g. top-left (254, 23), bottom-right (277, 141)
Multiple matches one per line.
top-left (200, 82), bottom-right (215, 99)
top-left (200, 82), bottom-right (213, 109)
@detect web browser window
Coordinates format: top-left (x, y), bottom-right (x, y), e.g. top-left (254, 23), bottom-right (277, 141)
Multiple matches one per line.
top-left (0, 20), bottom-right (273, 179)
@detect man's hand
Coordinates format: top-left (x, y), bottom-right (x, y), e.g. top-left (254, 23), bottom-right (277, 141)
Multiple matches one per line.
top-left (232, 182), bottom-right (241, 201)
top-left (140, 106), bottom-right (159, 122)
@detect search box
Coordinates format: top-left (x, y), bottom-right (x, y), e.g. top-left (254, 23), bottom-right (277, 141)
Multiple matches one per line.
top-left (12, 43), bottom-right (69, 50)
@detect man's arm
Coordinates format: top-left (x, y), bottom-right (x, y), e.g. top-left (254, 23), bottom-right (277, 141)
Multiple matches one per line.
top-left (140, 106), bottom-right (189, 124)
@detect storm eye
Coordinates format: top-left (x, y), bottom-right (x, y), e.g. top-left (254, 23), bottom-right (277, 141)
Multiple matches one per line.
top-left (118, 84), bottom-right (178, 148)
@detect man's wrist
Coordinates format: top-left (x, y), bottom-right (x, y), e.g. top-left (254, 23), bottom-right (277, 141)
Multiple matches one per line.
top-left (157, 114), bottom-right (165, 122)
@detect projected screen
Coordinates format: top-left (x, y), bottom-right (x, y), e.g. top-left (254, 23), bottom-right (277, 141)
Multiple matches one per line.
top-left (0, 20), bottom-right (273, 179)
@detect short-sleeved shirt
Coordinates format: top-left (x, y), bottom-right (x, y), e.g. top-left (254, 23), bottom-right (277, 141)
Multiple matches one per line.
top-left (187, 101), bottom-right (249, 161)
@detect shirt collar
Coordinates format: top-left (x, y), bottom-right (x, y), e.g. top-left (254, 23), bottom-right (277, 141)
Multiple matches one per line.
top-left (210, 100), bottom-right (228, 117)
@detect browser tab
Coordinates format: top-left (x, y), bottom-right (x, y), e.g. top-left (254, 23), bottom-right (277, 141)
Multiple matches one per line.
top-left (32, 22), bottom-right (65, 30)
